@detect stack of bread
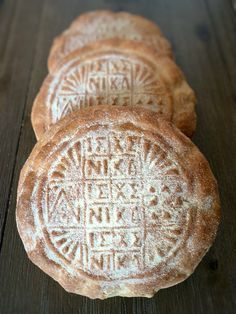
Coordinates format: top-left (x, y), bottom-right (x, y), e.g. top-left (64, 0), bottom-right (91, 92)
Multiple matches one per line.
top-left (16, 11), bottom-right (220, 299)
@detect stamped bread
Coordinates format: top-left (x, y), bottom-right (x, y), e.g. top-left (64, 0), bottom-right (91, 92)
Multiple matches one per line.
top-left (17, 106), bottom-right (220, 299)
top-left (48, 10), bottom-right (172, 72)
top-left (32, 40), bottom-right (196, 139)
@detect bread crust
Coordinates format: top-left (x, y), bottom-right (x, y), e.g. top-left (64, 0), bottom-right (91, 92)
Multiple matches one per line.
top-left (18, 106), bottom-right (219, 299)
top-left (32, 39), bottom-right (196, 140)
top-left (48, 10), bottom-right (172, 72)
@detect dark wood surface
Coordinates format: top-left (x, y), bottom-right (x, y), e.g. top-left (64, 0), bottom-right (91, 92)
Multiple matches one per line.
top-left (0, 0), bottom-right (235, 313)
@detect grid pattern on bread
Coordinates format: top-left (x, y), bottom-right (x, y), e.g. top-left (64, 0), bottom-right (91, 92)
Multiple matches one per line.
top-left (48, 55), bottom-right (171, 125)
top-left (33, 39), bottom-right (196, 139)
top-left (34, 129), bottom-right (192, 280)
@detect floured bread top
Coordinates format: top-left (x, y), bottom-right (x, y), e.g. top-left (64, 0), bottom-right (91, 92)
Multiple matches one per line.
top-left (49, 55), bottom-right (171, 124)
top-left (68, 10), bottom-right (163, 35)
top-left (32, 40), bottom-right (196, 140)
top-left (29, 131), bottom-right (189, 279)
top-left (48, 10), bottom-right (172, 72)
top-left (17, 106), bottom-right (220, 299)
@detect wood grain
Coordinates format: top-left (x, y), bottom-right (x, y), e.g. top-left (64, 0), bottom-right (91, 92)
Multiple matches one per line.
top-left (0, 0), bottom-right (44, 246)
top-left (0, 0), bottom-right (235, 313)
top-left (204, 0), bottom-right (236, 94)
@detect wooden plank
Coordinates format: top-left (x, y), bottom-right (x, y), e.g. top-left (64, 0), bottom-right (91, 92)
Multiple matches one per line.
top-left (0, 0), bottom-right (235, 313)
top-left (204, 0), bottom-right (236, 93)
top-left (0, 0), bottom-right (44, 245)
top-left (0, 0), bottom-right (18, 61)
top-left (0, 0), bottom-right (20, 238)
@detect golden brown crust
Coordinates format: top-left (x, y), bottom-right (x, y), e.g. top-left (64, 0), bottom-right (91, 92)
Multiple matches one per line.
top-left (48, 10), bottom-right (172, 72)
top-left (68, 10), bottom-right (163, 35)
top-left (32, 39), bottom-right (196, 140)
top-left (18, 106), bottom-right (219, 299)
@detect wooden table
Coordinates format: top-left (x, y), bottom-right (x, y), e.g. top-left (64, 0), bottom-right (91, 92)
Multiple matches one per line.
top-left (0, 0), bottom-right (235, 313)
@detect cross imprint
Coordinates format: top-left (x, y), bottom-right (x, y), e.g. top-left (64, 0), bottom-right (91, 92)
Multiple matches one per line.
top-left (38, 131), bottom-right (190, 279)
top-left (48, 56), bottom-right (169, 124)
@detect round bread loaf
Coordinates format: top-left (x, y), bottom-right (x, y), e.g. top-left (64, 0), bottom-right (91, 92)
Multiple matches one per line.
top-left (48, 10), bottom-right (172, 72)
top-left (32, 39), bottom-right (196, 140)
top-left (17, 106), bottom-right (219, 299)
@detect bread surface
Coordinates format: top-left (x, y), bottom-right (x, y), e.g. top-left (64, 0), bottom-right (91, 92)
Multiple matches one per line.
top-left (18, 106), bottom-right (220, 299)
top-left (32, 39), bottom-right (196, 140)
top-left (48, 10), bottom-right (172, 72)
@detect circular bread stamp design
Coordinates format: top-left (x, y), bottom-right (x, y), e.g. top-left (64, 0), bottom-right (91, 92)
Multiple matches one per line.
top-left (35, 129), bottom-right (193, 280)
top-left (48, 55), bottom-right (171, 126)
